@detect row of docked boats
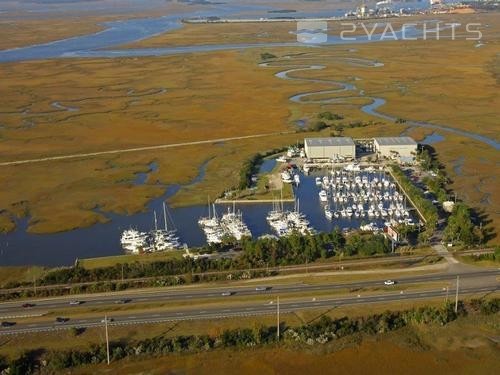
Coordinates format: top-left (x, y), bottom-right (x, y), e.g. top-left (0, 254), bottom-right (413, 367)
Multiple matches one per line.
top-left (316, 168), bottom-right (415, 225)
top-left (266, 199), bottom-right (314, 237)
top-left (120, 203), bottom-right (182, 254)
top-left (198, 203), bottom-right (252, 244)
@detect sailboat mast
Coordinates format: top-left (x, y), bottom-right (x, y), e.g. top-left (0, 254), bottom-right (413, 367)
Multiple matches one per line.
top-left (163, 202), bottom-right (168, 231)
top-left (280, 188), bottom-right (283, 212)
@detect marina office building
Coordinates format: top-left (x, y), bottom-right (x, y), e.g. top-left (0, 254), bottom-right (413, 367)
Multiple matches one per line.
top-left (304, 137), bottom-right (356, 161)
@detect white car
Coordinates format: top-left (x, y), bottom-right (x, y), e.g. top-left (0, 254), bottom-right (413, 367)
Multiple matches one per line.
top-left (221, 291), bottom-right (232, 296)
top-left (255, 286), bottom-right (269, 292)
top-left (69, 300), bottom-right (81, 305)
top-left (384, 280), bottom-right (396, 286)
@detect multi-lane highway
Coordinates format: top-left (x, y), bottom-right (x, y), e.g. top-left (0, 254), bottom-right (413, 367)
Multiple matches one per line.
top-left (0, 269), bottom-right (498, 316)
top-left (0, 285), bottom-right (497, 335)
top-left (0, 269), bottom-right (498, 335)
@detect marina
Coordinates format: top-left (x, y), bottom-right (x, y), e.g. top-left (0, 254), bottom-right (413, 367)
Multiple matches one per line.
top-left (0, 155), bottom-right (419, 266)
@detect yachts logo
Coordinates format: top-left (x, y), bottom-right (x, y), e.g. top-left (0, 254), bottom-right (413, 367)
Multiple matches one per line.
top-left (296, 21), bottom-right (328, 44)
top-left (339, 22), bottom-right (483, 41)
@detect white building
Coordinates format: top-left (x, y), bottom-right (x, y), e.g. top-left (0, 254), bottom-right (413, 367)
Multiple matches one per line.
top-left (304, 137), bottom-right (356, 161)
top-left (374, 137), bottom-right (418, 161)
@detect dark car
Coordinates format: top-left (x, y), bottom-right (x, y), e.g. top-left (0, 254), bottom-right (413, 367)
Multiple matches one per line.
top-left (55, 317), bottom-right (69, 323)
top-left (22, 303), bottom-right (35, 308)
top-left (255, 286), bottom-right (271, 292)
top-left (1, 321), bottom-right (16, 328)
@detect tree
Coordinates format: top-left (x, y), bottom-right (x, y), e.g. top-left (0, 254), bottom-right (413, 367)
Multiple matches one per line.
top-left (310, 121), bottom-right (328, 132)
top-left (444, 203), bottom-right (475, 245)
top-left (334, 124), bottom-right (344, 136)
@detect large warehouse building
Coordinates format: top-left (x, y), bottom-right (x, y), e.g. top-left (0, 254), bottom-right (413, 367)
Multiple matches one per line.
top-left (374, 137), bottom-right (418, 161)
top-left (304, 137), bottom-right (356, 160)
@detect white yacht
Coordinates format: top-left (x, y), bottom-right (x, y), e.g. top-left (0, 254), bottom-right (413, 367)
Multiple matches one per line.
top-left (281, 170), bottom-right (293, 183)
top-left (121, 229), bottom-right (149, 254)
top-left (319, 190), bottom-right (328, 202)
top-left (324, 206), bottom-right (333, 220)
top-left (294, 174), bottom-right (300, 186)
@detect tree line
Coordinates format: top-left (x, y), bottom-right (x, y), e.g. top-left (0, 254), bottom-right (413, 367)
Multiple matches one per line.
top-left (390, 164), bottom-right (438, 242)
top-left (2, 298), bottom-right (497, 373)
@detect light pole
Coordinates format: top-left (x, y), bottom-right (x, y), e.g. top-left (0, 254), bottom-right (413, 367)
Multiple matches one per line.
top-left (276, 296), bottom-right (280, 341)
top-left (105, 314), bottom-right (110, 365)
top-left (454, 276), bottom-right (459, 313)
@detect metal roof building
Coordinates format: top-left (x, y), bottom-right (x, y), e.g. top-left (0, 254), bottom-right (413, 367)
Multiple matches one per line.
top-left (304, 137), bottom-right (356, 160)
top-left (374, 137), bottom-right (418, 159)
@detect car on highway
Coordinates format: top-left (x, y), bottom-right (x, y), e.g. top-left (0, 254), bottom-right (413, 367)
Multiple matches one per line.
top-left (114, 298), bottom-right (131, 304)
top-left (1, 321), bottom-right (16, 328)
top-left (55, 317), bottom-right (69, 323)
top-left (221, 291), bottom-right (233, 296)
top-left (22, 303), bottom-right (35, 308)
top-left (384, 280), bottom-right (396, 286)
top-left (69, 300), bottom-right (82, 305)
top-left (101, 318), bottom-right (114, 323)
top-left (255, 286), bottom-right (270, 292)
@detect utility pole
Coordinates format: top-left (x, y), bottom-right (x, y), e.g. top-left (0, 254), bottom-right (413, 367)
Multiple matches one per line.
top-left (454, 276), bottom-right (459, 313)
top-left (33, 276), bottom-right (36, 296)
top-left (105, 314), bottom-right (110, 365)
top-left (445, 286), bottom-right (449, 303)
top-left (276, 296), bottom-right (280, 341)
top-left (121, 264), bottom-right (124, 283)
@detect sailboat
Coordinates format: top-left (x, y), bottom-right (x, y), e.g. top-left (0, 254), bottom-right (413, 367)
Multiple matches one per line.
top-left (151, 202), bottom-right (181, 251)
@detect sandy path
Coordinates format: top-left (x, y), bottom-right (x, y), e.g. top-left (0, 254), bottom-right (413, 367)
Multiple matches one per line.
top-left (0, 131), bottom-right (293, 167)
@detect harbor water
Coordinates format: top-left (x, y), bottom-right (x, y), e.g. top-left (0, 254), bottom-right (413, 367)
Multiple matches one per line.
top-left (0, 161), bottom-right (415, 267)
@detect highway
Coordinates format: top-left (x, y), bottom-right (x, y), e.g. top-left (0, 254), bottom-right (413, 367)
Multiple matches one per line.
top-left (0, 285), bottom-right (497, 336)
top-left (0, 270), bottom-right (498, 316)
